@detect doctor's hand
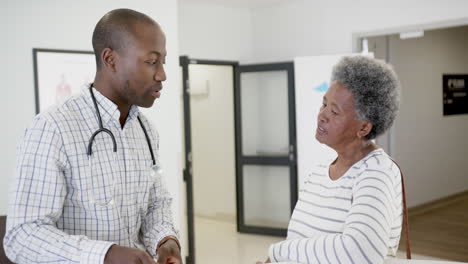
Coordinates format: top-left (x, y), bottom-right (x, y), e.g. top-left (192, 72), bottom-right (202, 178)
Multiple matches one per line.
top-left (156, 239), bottom-right (182, 264)
top-left (104, 245), bottom-right (156, 264)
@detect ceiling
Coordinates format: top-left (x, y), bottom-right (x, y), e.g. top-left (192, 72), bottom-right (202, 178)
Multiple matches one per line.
top-left (178, 0), bottom-right (293, 9)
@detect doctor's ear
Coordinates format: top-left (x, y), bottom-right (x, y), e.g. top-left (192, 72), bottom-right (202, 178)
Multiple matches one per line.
top-left (101, 48), bottom-right (117, 72)
top-left (357, 121), bottom-right (373, 139)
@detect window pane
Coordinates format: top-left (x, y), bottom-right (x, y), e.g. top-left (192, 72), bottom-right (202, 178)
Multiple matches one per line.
top-left (243, 165), bottom-right (291, 229)
top-left (241, 71), bottom-right (289, 156)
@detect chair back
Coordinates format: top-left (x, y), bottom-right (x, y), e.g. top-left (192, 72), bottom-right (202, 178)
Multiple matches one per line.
top-left (392, 161), bottom-right (412, 259)
top-left (0, 216), bottom-right (14, 264)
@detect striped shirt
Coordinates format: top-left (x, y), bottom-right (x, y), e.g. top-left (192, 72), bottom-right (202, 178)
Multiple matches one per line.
top-left (4, 87), bottom-right (178, 264)
top-left (269, 149), bottom-right (402, 264)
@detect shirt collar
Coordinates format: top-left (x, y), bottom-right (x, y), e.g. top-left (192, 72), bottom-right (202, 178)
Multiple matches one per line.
top-left (82, 86), bottom-right (140, 127)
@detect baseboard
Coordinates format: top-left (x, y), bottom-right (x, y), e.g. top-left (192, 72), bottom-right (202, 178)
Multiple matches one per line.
top-left (408, 190), bottom-right (468, 217)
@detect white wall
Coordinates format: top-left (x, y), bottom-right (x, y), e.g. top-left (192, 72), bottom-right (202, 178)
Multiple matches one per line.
top-left (1, 0), bottom-right (184, 245)
top-left (178, 2), bottom-right (255, 62)
top-left (251, 0), bottom-right (468, 62)
top-left (386, 26), bottom-right (468, 207)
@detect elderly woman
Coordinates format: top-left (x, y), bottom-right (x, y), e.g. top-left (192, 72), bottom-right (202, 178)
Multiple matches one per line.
top-left (262, 56), bottom-right (402, 264)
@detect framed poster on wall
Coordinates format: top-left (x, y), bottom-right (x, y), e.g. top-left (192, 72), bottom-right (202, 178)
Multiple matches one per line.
top-left (33, 48), bottom-right (95, 114)
top-left (443, 74), bottom-right (468, 116)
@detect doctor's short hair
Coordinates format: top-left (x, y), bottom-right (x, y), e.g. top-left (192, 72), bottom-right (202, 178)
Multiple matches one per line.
top-left (92, 8), bottom-right (157, 69)
top-left (331, 56), bottom-right (401, 140)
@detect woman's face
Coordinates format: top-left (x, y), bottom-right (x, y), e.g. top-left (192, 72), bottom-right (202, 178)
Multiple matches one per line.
top-left (315, 81), bottom-right (367, 151)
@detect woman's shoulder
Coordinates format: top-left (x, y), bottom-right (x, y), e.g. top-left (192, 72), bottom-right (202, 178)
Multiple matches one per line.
top-left (356, 148), bottom-right (401, 184)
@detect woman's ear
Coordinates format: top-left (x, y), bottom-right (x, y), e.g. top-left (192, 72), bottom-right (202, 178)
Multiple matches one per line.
top-left (357, 121), bottom-right (373, 139)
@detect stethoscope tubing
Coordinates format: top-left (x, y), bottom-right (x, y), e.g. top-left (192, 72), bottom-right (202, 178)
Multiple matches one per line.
top-left (87, 85), bottom-right (155, 166)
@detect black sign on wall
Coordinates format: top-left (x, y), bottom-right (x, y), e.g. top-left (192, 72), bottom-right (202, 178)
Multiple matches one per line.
top-left (443, 74), bottom-right (468, 116)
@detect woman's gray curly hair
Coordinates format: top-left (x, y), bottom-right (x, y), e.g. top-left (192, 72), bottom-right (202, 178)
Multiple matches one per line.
top-left (331, 56), bottom-right (401, 140)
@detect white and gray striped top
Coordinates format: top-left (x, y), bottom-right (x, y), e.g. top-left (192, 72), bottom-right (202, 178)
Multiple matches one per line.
top-left (269, 148), bottom-right (403, 264)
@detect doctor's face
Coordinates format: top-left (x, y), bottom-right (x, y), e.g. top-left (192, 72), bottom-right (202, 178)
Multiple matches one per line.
top-left (115, 22), bottom-right (167, 108)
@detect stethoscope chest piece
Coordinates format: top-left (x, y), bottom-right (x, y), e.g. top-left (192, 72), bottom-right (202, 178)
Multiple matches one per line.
top-left (150, 164), bottom-right (163, 180)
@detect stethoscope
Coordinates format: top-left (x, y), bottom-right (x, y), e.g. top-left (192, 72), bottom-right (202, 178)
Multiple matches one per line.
top-left (87, 85), bottom-right (162, 207)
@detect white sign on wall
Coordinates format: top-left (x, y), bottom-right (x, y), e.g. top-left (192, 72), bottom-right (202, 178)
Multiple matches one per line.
top-left (294, 53), bottom-right (372, 190)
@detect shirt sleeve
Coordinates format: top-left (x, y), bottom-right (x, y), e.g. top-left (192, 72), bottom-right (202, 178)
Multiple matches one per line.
top-left (4, 116), bottom-right (114, 264)
top-left (268, 167), bottom-right (400, 264)
top-left (139, 126), bottom-right (179, 258)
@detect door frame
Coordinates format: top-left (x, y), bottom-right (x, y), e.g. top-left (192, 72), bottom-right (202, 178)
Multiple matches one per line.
top-left (180, 56), bottom-right (239, 264)
top-left (235, 62), bottom-right (298, 236)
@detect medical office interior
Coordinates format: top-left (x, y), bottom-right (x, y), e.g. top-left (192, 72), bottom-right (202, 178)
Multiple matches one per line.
top-left (1, 0), bottom-right (468, 264)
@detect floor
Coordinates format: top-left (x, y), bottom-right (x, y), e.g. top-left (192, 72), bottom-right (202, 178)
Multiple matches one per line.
top-left (194, 217), bottom-right (282, 264)
top-left (401, 193), bottom-right (468, 262)
top-left (194, 216), bottom-right (446, 264)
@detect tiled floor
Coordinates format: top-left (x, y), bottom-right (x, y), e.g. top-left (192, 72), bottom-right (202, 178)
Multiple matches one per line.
top-left (193, 216), bottom-right (446, 264)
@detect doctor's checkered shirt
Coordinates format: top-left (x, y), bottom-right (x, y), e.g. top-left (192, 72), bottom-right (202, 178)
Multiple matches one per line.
top-left (4, 87), bottom-right (178, 264)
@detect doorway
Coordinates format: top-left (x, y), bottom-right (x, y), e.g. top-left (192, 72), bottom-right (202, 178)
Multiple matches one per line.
top-left (180, 57), bottom-right (238, 264)
top-left (235, 62), bottom-right (298, 236)
top-left (180, 57), bottom-right (298, 264)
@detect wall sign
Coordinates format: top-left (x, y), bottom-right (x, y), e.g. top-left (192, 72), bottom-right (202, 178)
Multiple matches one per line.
top-left (443, 74), bottom-right (468, 116)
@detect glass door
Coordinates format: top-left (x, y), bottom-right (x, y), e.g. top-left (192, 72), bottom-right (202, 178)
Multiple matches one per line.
top-left (235, 62), bottom-right (297, 236)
